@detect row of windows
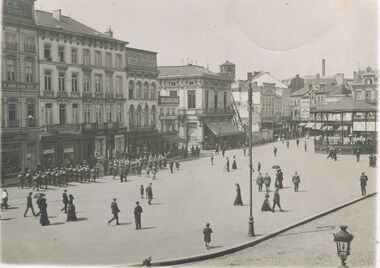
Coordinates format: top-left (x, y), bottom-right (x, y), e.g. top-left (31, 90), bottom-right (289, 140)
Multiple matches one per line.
top-left (44, 70), bottom-right (123, 94)
top-left (4, 32), bottom-right (36, 52)
top-left (159, 108), bottom-right (176, 115)
top-left (5, 58), bottom-right (35, 83)
top-left (43, 43), bottom-right (123, 69)
top-left (204, 90), bottom-right (228, 109)
top-left (128, 80), bottom-right (157, 100)
top-left (43, 103), bottom-right (123, 125)
top-left (128, 105), bottom-right (157, 128)
top-left (5, 103), bottom-right (36, 123)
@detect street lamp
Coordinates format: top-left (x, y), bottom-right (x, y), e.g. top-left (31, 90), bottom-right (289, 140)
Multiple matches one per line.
top-left (248, 80), bottom-right (254, 237)
top-left (333, 225), bottom-right (354, 267)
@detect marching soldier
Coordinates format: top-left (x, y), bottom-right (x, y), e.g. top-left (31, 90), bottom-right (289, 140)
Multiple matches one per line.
top-left (108, 198), bottom-right (120, 225)
top-left (134, 201), bottom-right (143, 230)
top-left (24, 192), bottom-right (36, 217)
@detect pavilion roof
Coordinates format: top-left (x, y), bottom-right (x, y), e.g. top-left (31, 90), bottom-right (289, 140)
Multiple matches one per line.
top-left (312, 97), bottom-right (377, 113)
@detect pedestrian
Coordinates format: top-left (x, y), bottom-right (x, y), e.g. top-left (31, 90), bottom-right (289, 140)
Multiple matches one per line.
top-left (275, 169), bottom-right (284, 189)
top-left (304, 141), bottom-right (307, 152)
top-left (225, 157), bottom-right (230, 172)
top-left (263, 173), bottom-right (271, 192)
top-left (67, 194), bottom-right (77, 221)
top-left (257, 162), bottom-right (261, 173)
top-left (152, 167), bottom-right (157, 180)
top-left (272, 188), bottom-right (283, 212)
top-left (359, 172), bottom-right (368, 196)
top-left (24, 192), bottom-right (36, 217)
top-left (273, 146), bottom-right (277, 157)
top-left (261, 193), bottom-right (271, 212)
top-left (243, 147), bottom-right (246, 156)
top-left (146, 183), bottom-right (153, 205)
top-left (61, 190), bottom-right (68, 214)
top-left (296, 138), bottom-right (299, 147)
top-left (108, 198), bottom-right (120, 225)
top-left (233, 183), bottom-right (243, 205)
top-left (169, 159), bottom-right (174, 173)
top-left (140, 185), bottom-right (144, 199)
top-left (286, 140), bottom-right (289, 148)
top-left (369, 153), bottom-right (373, 167)
top-left (355, 149), bottom-right (360, 162)
top-left (203, 223), bottom-right (213, 249)
top-left (134, 201), bottom-right (143, 230)
top-left (1, 189), bottom-right (8, 210)
top-left (175, 161), bottom-right (180, 170)
top-left (232, 155), bottom-right (237, 170)
top-left (222, 148), bottom-right (226, 158)
top-left (18, 172), bottom-right (25, 189)
top-left (256, 172), bottom-right (264, 192)
top-left (211, 153), bottom-right (214, 166)
top-left (37, 194), bottom-right (49, 226)
top-left (292, 171), bottom-right (301, 192)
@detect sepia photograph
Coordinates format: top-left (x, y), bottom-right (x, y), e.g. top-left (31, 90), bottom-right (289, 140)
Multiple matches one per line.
top-left (0, 0), bottom-right (378, 267)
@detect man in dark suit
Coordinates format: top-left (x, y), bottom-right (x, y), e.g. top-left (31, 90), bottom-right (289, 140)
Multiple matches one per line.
top-left (359, 172), bottom-right (368, 196)
top-left (61, 190), bottom-right (68, 214)
top-left (24, 192), bottom-right (36, 217)
top-left (134, 201), bottom-right (143, 230)
top-left (146, 183), bottom-right (153, 205)
top-left (108, 198), bottom-right (120, 225)
top-left (272, 188), bottom-right (283, 212)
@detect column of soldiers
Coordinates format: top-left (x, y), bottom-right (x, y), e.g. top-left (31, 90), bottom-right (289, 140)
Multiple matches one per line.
top-left (17, 162), bottom-right (100, 190)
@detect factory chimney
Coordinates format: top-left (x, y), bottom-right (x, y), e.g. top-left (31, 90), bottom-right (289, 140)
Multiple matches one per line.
top-left (322, 59), bottom-right (326, 76)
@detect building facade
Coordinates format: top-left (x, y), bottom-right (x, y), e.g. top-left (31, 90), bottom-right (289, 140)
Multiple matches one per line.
top-left (1, 0), bottom-right (40, 177)
top-left (158, 64), bottom-right (240, 149)
top-left (35, 9), bottom-right (128, 166)
top-left (350, 67), bottom-right (378, 104)
top-left (125, 47), bottom-right (160, 155)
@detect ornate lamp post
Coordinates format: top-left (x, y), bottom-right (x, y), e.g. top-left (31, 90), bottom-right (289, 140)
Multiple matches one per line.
top-left (333, 225), bottom-right (354, 267)
top-left (248, 80), bottom-right (254, 237)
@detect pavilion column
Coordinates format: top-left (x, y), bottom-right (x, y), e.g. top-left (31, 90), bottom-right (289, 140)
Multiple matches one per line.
top-left (341, 112), bottom-right (344, 144)
top-left (364, 112), bottom-right (368, 144)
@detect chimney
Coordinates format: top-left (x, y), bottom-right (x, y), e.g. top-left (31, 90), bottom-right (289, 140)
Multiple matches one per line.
top-left (296, 74), bottom-right (299, 78)
top-left (322, 59), bottom-right (326, 76)
top-left (316, 73), bottom-right (320, 85)
top-left (247, 72), bottom-right (253, 81)
top-left (53, 9), bottom-right (62, 21)
top-left (105, 26), bottom-right (113, 37)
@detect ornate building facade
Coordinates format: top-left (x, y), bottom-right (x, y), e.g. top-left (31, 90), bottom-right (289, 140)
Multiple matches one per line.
top-left (125, 47), bottom-right (160, 155)
top-left (1, 0), bottom-right (40, 176)
top-left (35, 9), bottom-right (128, 166)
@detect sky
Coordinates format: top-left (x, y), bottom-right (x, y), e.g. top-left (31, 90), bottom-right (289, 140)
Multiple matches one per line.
top-left (34, 0), bottom-right (378, 80)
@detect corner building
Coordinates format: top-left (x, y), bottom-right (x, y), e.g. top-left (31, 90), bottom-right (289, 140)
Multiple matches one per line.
top-left (1, 0), bottom-right (40, 177)
top-left (35, 10), bottom-right (128, 167)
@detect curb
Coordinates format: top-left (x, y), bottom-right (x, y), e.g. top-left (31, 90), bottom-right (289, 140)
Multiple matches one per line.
top-left (126, 192), bottom-right (377, 267)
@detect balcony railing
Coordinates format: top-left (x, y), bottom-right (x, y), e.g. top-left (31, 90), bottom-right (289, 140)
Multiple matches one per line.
top-left (81, 122), bottom-right (120, 132)
top-left (27, 119), bottom-right (37, 127)
top-left (159, 114), bottom-right (178, 120)
top-left (46, 124), bottom-right (80, 133)
top-left (178, 108), bottom-right (233, 116)
top-left (5, 42), bottom-right (17, 50)
top-left (158, 96), bottom-right (180, 105)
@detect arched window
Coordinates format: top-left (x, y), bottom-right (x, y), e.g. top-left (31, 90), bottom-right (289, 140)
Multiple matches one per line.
top-left (151, 105), bottom-right (157, 127)
top-left (129, 105), bottom-right (135, 129)
top-left (144, 105), bottom-right (149, 126)
top-left (136, 81), bottom-right (142, 99)
top-left (144, 82), bottom-right (149, 99)
top-left (128, 80), bottom-right (135, 99)
top-left (151, 83), bottom-right (156, 99)
top-left (136, 105), bottom-right (142, 127)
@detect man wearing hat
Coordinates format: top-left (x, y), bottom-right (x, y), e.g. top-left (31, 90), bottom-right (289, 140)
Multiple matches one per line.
top-left (359, 172), bottom-right (368, 196)
top-left (24, 192), bottom-right (36, 217)
top-left (134, 201), bottom-right (143, 230)
top-left (61, 190), bottom-right (68, 214)
top-left (146, 183), bottom-right (153, 205)
top-left (108, 198), bottom-right (120, 225)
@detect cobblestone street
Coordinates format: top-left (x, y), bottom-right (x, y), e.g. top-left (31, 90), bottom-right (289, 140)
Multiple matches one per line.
top-left (1, 139), bottom-right (377, 265)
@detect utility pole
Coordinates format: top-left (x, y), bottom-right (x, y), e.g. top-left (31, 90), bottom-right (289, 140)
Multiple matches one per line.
top-left (248, 80), bottom-right (255, 237)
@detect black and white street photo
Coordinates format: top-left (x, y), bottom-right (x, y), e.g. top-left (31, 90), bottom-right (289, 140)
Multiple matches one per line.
top-left (0, 0), bottom-right (378, 267)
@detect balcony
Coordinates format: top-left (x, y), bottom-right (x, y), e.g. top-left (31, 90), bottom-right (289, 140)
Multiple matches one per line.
top-left (158, 96), bottom-right (180, 105)
top-left (46, 124), bottom-right (80, 133)
top-left (159, 114), bottom-right (178, 120)
top-left (24, 44), bottom-right (36, 53)
top-left (178, 108), bottom-right (233, 116)
top-left (5, 42), bottom-right (17, 51)
top-left (82, 92), bottom-right (93, 100)
top-left (27, 119), bottom-right (37, 127)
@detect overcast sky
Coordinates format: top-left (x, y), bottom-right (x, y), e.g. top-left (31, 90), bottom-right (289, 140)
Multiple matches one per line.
top-left (35, 0), bottom-right (378, 80)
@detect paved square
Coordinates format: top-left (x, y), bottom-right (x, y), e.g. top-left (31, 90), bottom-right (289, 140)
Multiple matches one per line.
top-left (1, 139), bottom-right (376, 265)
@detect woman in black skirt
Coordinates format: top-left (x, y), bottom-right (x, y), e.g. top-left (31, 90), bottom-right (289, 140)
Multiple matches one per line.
top-left (67, 194), bottom-right (77, 221)
top-left (233, 183), bottom-right (243, 206)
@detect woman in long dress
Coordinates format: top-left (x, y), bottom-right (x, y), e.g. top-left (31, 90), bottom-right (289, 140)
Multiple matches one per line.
top-left (67, 194), bottom-right (77, 221)
top-left (37, 195), bottom-right (50, 226)
top-left (233, 183), bottom-right (243, 205)
top-left (232, 155), bottom-right (237, 170)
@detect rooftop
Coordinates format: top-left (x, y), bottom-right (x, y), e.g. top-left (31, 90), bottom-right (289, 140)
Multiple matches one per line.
top-left (35, 10), bottom-right (127, 44)
top-left (313, 97), bottom-right (377, 113)
top-left (291, 85), bottom-right (311, 97)
top-left (158, 65), bottom-right (230, 79)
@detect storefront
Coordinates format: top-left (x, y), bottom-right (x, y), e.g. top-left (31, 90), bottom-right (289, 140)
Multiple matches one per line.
top-left (204, 121), bottom-right (244, 149)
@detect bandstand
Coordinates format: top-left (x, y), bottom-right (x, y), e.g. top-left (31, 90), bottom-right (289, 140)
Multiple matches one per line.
top-left (310, 97), bottom-right (377, 154)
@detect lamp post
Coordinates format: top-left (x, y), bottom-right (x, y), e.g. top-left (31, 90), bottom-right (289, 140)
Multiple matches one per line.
top-left (248, 80), bottom-right (255, 237)
top-left (333, 225), bottom-right (354, 267)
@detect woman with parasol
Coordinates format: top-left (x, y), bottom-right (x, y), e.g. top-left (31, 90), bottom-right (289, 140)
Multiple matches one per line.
top-left (35, 193), bottom-right (49, 226)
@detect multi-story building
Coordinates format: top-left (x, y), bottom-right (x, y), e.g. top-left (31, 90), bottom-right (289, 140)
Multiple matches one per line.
top-left (35, 9), bottom-right (128, 166)
top-left (1, 0), bottom-right (40, 178)
top-left (350, 67), bottom-right (378, 104)
top-left (125, 47), bottom-right (160, 155)
top-left (158, 63), bottom-right (241, 149)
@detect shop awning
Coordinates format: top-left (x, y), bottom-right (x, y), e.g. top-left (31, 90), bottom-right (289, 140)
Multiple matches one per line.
top-left (205, 121), bottom-right (243, 137)
top-left (163, 134), bottom-right (186, 144)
